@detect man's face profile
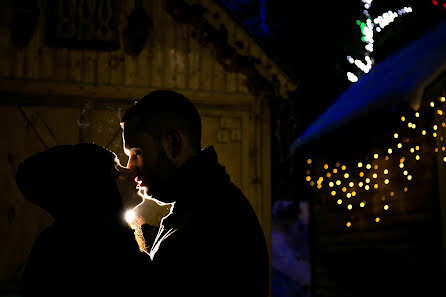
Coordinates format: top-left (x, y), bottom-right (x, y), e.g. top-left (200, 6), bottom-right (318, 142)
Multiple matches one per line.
top-left (123, 118), bottom-right (176, 189)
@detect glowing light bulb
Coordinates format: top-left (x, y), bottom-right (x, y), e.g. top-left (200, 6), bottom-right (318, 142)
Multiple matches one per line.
top-left (347, 204), bottom-right (352, 210)
top-left (336, 180), bottom-right (341, 185)
top-left (324, 164), bottom-right (329, 169)
top-left (410, 148), bottom-right (415, 153)
top-left (310, 181), bottom-right (315, 186)
top-left (342, 187), bottom-right (347, 192)
top-left (384, 169), bottom-right (389, 174)
top-left (358, 162), bottom-right (363, 167)
top-left (374, 165), bottom-right (378, 170)
top-left (443, 157), bottom-right (446, 162)
top-left (374, 153), bottom-right (379, 159)
top-left (346, 222), bottom-right (352, 227)
top-left (329, 182), bottom-right (334, 187)
top-left (359, 172), bottom-right (364, 177)
top-left (372, 173), bottom-right (377, 178)
top-left (404, 187), bottom-right (408, 192)
top-left (125, 210), bottom-right (136, 224)
top-left (415, 155), bottom-right (420, 160)
top-left (407, 175), bottom-right (412, 181)
top-left (359, 182), bottom-right (364, 187)
top-left (374, 184), bottom-right (379, 189)
top-left (422, 130), bottom-right (427, 135)
top-left (365, 178), bottom-right (371, 183)
top-left (317, 184), bottom-right (322, 189)
top-left (415, 112), bottom-right (420, 117)
top-left (344, 173), bottom-right (349, 178)
top-left (438, 110), bottom-right (443, 115)
top-left (415, 146), bottom-right (419, 150)
top-left (384, 205), bottom-right (389, 210)
top-left (384, 179), bottom-right (389, 184)
top-left (307, 159), bottom-right (312, 164)
top-left (360, 201), bottom-right (366, 207)
top-left (388, 148), bottom-right (392, 154)
top-left (408, 122), bottom-right (412, 128)
top-left (394, 133), bottom-right (398, 138)
top-left (399, 163), bottom-right (404, 168)
top-left (326, 172), bottom-right (332, 178)
top-left (434, 125), bottom-right (438, 130)
top-left (347, 193), bottom-right (352, 198)
top-left (365, 185), bottom-right (370, 190)
top-left (441, 97), bottom-right (445, 102)
top-left (403, 170), bottom-right (408, 175)
top-left (333, 169), bottom-right (338, 173)
top-left (366, 164), bottom-right (372, 169)
top-left (401, 116), bottom-right (405, 121)
top-left (331, 191), bottom-right (336, 196)
top-left (341, 165), bottom-right (347, 170)
top-left (306, 176), bottom-right (311, 181)
top-left (390, 191), bottom-right (395, 196)
top-left (397, 143), bottom-right (402, 148)
top-left (375, 217), bottom-right (380, 223)
top-left (349, 182), bottom-right (354, 187)
top-left (352, 191), bottom-right (356, 196)
top-left (337, 199), bottom-right (343, 205)
top-left (431, 102), bottom-right (435, 107)
top-left (433, 132), bottom-right (438, 138)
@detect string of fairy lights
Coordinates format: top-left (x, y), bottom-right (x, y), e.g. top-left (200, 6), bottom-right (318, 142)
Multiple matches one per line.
top-left (305, 96), bottom-right (446, 228)
top-left (346, 0), bottom-right (413, 83)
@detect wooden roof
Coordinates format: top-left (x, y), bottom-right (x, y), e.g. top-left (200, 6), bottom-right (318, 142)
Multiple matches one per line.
top-left (166, 0), bottom-right (298, 99)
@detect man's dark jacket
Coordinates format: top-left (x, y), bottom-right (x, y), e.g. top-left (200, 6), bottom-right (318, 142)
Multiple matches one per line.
top-left (146, 146), bottom-right (269, 297)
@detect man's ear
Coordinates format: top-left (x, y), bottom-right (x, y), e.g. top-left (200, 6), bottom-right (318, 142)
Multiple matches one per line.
top-left (164, 128), bottom-right (182, 160)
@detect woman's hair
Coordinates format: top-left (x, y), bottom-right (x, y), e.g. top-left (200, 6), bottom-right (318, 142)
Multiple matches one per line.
top-left (121, 90), bottom-right (202, 153)
top-left (16, 143), bottom-right (121, 219)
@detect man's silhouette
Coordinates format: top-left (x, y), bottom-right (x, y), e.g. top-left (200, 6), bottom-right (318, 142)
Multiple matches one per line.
top-left (121, 90), bottom-right (269, 297)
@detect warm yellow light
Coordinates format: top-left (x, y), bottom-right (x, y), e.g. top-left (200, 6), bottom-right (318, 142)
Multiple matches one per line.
top-left (374, 153), bottom-right (379, 159)
top-left (324, 164), bottom-right (329, 169)
top-left (403, 170), bottom-right (408, 175)
top-left (385, 156), bottom-right (390, 160)
top-left (441, 97), bottom-right (445, 102)
top-left (415, 146), bottom-right (419, 150)
top-left (337, 199), bottom-right (342, 205)
top-left (410, 148), bottom-right (415, 153)
top-left (349, 182), bottom-right (354, 187)
top-left (317, 184), bottom-right (322, 189)
top-left (347, 204), bottom-right (352, 210)
top-left (310, 181), bottom-right (315, 186)
top-left (346, 193), bottom-right (352, 198)
top-left (346, 222), bottom-right (352, 227)
top-left (415, 112), bottom-right (420, 117)
top-left (374, 184), bottom-right (379, 189)
top-left (366, 164), bottom-right (371, 169)
top-left (443, 122), bottom-right (446, 127)
top-left (336, 180), bottom-right (341, 185)
top-left (390, 192), bottom-right (395, 196)
top-left (394, 133), bottom-right (398, 138)
top-left (358, 162), bottom-right (363, 167)
top-left (344, 173), bottom-right (349, 178)
top-left (401, 116), bottom-right (405, 121)
top-left (397, 143), bottom-right (402, 148)
top-left (374, 165), bottom-right (379, 170)
top-left (438, 110), bottom-right (443, 115)
top-left (359, 172), bottom-right (364, 177)
top-left (341, 165), bottom-right (347, 170)
top-left (384, 205), bottom-right (389, 210)
top-left (416, 155), bottom-right (420, 160)
top-left (404, 187), bottom-right (408, 192)
top-left (352, 191), bottom-right (356, 196)
top-left (422, 130), bottom-right (427, 135)
top-left (360, 201), bottom-right (366, 207)
top-left (435, 148), bottom-right (439, 153)
top-left (408, 122), bottom-right (413, 128)
top-left (331, 191), bottom-right (336, 196)
top-left (384, 169), bottom-right (389, 174)
top-left (434, 125), bottom-right (438, 130)
top-left (399, 163), bottom-right (404, 168)
top-left (443, 157), bottom-right (446, 163)
top-left (306, 176), bottom-right (311, 181)
top-left (333, 168), bottom-right (338, 173)
top-left (412, 123), bottom-right (416, 129)
top-left (365, 185), bottom-right (370, 190)
top-left (307, 159), bottom-right (312, 164)
top-left (400, 157), bottom-right (405, 163)
top-left (433, 132), bottom-right (438, 138)
top-left (443, 146), bottom-right (446, 151)
top-left (431, 102), bottom-right (435, 107)
top-left (326, 172), bottom-right (332, 178)
top-left (365, 178), bottom-right (370, 183)
top-left (329, 182), bottom-right (334, 187)
top-left (384, 179), bottom-right (389, 184)
top-left (372, 173), bottom-right (378, 178)
top-left (388, 148), bottom-right (392, 154)
top-left (375, 217), bottom-right (380, 223)
top-left (359, 182), bottom-right (364, 187)
top-left (342, 187), bottom-right (347, 192)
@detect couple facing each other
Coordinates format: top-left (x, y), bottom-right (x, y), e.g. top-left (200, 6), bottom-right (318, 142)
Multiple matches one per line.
top-left (16, 90), bottom-right (269, 297)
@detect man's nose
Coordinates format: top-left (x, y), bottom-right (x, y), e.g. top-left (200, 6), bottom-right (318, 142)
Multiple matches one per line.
top-left (117, 164), bottom-right (138, 182)
top-left (126, 155), bottom-right (138, 171)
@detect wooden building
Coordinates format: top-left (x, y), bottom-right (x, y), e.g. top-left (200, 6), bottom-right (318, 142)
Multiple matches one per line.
top-left (0, 0), bottom-right (297, 286)
top-left (290, 21), bottom-right (446, 297)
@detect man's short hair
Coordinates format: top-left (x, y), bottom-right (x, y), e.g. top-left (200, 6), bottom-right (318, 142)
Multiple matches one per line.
top-left (121, 90), bottom-right (202, 152)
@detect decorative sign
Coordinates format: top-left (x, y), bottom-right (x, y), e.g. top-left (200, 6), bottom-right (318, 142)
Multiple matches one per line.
top-left (45, 0), bottom-right (120, 50)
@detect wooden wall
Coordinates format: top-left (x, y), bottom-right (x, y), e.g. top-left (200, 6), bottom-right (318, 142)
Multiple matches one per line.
top-left (0, 0), bottom-right (272, 282)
